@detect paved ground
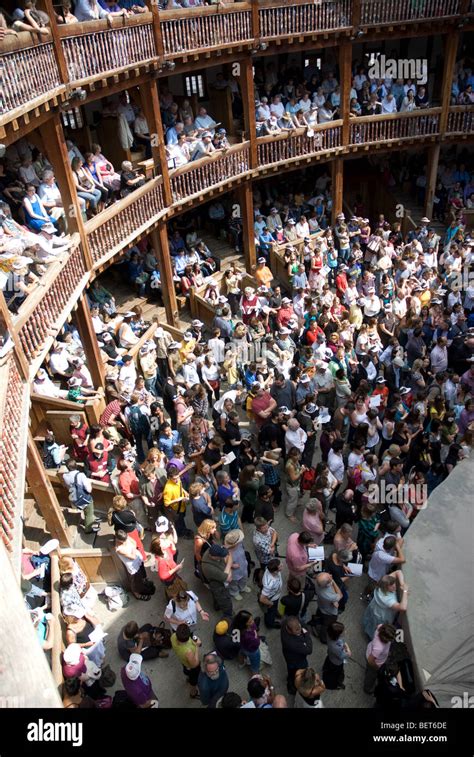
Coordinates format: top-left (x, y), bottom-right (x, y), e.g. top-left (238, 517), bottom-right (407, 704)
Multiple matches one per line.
top-left (94, 485), bottom-right (374, 709)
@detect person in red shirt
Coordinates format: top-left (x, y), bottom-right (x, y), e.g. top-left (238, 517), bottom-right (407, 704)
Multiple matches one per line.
top-left (251, 384), bottom-right (278, 429)
top-left (305, 320), bottom-right (325, 346)
top-left (371, 376), bottom-right (389, 410)
top-left (86, 444), bottom-right (111, 484)
top-left (276, 298), bottom-right (294, 329)
top-left (69, 414), bottom-right (89, 462)
top-left (118, 459), bottom-right (148, 524)
top-left (335, 265), bottom-right (348, 301)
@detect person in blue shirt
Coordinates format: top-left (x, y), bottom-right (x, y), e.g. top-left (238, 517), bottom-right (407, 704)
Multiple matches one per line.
top-left (292, 264), bottom-right (308, 290)
top-left (258, 228), bottom-right (274, 258)
top-left (157, 423), bottom-right (181, 459)
top-left (244, 362), bottom-right (258, 391)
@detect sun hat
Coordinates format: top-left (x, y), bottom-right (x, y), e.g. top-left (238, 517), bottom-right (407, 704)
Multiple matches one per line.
top-left (125, 653), bottom-right (142, 681)
top-left (63, 643), bottom-right (82, 666)
top-left (224, 529), bottom-right (245, 548)
top-left (40, 538), bottom-right (59, 555)
top-left (155, 516), bottom-right (170, 533)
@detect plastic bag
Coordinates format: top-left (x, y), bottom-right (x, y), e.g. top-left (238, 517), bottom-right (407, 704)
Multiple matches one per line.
top-left (104, 585), bottom-right (129, 611)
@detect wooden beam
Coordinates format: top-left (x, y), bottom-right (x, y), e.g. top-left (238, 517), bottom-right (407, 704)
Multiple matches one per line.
top-left (331, 158), bottom-right (344, 224)
top-left (424, 143), bottom-right (440, 221)
top-left (251, 0), bottom-right (260, 41)
top-left (143, 80), bottom-right (173, 208)
top-left (150, 225), bottom-right (178, 328)
top-left (43, 0), bottom-right (70, 86)
top-left (239, 57), bottom-right (258, 169)
top-left (74, 294), bottom-right (106, 390)
top-left (26, 432), bottom-right (73, 547)
top-left (439, 32), bottom-right (459, 135)
top-left (236, 182), bottom-right (256, 274)
top-left (38, 115), bottom-right (93, 270)
top-left (339, 39), bottom-right (352, 146)
top-left (352, 0), bottom-right (361, 28)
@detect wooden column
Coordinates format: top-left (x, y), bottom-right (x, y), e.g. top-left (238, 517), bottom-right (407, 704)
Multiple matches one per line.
top-left (239, 57), bottom-right (257, 169)
top-left (151, 225), bottom-right (178, 328)
top-left (147, 80), bottom-right (173, 207)
top-left (74, 294), bottom-right (106, 389)
top-left (0, 295), bottom-right (29, 380)
top-left (42, 0), bottom-right (70, 85)
top-left (339, 40), bottom-right (352, 146)
top-left (439, 32), bottom-right (459, 135)
top-left (331, 158), bottom-right (344, 224)
top-left (237, 182), bottom-right (256, 274)
top-left (26, 433), bottom-right (73, 547)
top-left (424, 144), bottom-right (440, 221)
top-left (352, 0), bottom-right (361, 28)
top-left (38, 115), bottom-right (93, 270)
top-left (251, 0), bottom-right (260, 43)
top-left (150, 1), bottom-right (165, 59)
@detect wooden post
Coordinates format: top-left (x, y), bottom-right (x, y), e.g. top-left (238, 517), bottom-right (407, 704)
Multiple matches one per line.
top-left (251, 0), bottom-right (260, 43)
top-left (150, 1), bottom-right (165, 59)
top-left (0, 541), bottom-right (63, 707)
top-left (0, 295), bottom-right (29, 380)
top-left (339, 40), bottom-right (352, 146)
top-left (38, 115), bottom-right (93, 270)
top-left (26, 432), bottom-right (74, 547)
top-left (352, 0), bottom-right (361, 28)
top-left (151, 225), bottom-right (178, 328)
top-left (42, 0), bottom-right (70, 85)
top-left (439, 32), bottom-right (459, 135)
top-left (239, 57), bottom-right (257, 169)
top-left (74, 294), bottom-right (106, 390)
top-left (425, 144), bottom-right (440, 221)
top-left (148, 80), bottom-right (173, 208)
top-left (237, 183), bottom-right (256, 274)
top-left (331, 158), bottom-right (344, 224)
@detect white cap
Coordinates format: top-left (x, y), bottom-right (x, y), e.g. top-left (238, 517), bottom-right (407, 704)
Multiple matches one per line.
top-left (155, 516), bottom-right (170, 533)
top-left (192, 320), bottom-right (204, 328)
top-left (125, 653), bottom-right (143, 681)
top-left (63, 643), bottom-right (82, 666)
top-left (183, 332), bottom-right (193, 341)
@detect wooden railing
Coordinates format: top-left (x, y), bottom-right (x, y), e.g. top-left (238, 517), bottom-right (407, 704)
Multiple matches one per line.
top-left (360, 0), bottom-right (460, 24)
top-left (257, 121), bottom-right (342, 168)
top-left (85, 177), bottom-right (165, 268)
top-left (0, 352), bottom-right (29, 567)
top-left (159, 2), bottom-right (252, 57)
top-left (59, 15), bottom-right (156, 82)
top-left (15, 244), bottom-right (88, 369)
top-left (170, 144), bottom-right (251, 203)
top-left (0, 37), bottom-right (62, 118)
top-left (349, 108), bottom-right (441, 145)
top-left (446, 105), bottom-right (474, 135)
top-left (259, 0), bottom-right (352, 39)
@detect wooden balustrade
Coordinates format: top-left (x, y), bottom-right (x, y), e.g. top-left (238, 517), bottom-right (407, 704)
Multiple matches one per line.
top-left (349, 108), bottom-right (441, 145)
top-left (159, 3), bottom-right (252, 56)
top-left (0, 353), bottom-right (29, 564)
top-left (15, 245), bottom-right (88, 367)
top-left (257, 122), bottom-right (342, 168)
top-left (170, 144), bottom-right (251, 203)
top-left (86, 178), bottom-right (165, 268)
top-left (1, 40), bottom-right (61, 117)
top-left (259, 0), bottom-right (352, 39)
top-left (360, 0), bottom-right (460, 24)
top-left (59, 15), bottom-right (155, 82)
top-left (446, 105), bottom-right (474, 135)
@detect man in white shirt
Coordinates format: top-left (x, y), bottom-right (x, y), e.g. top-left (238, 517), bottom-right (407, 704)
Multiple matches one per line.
top-left (381, 93), bottom-right (397, 114)
top-left (256, 97), bottom-right (271, 121)
top-left (117, 94), bottom-right (136, 126)
top-left (360, 289), bottom-right (381, 318)
top-left (38, 170), bottom-right (69, 221)
top-left (430, 337), bottom-right (448, 374)
top-left (285, 418), bottom-right (307, 455)
top-left (118, 355), bottom-right (137, 396)
top-left (193, 107), bottom-right (217, 137)
top-left (90, 305), bottom-right (105, 335)
top-left (49, 343), bottom-right (74, 379)
top-left (367, 536), bottom-right (405, 585)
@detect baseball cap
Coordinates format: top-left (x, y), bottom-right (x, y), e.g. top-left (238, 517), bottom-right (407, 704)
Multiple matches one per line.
top-left (209, 544), bottom-right (229, 558)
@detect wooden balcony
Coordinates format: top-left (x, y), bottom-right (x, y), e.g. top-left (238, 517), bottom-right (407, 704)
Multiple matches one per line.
top-left (85, 177), bottom-right (165, 269)
top-left (14, 244), bottom-right (89, 376)
top-left (258, 0), bottom-right (352, 40)
top-left (0, 351), bottom-right (29, 572)
top-left (360, 0), bottom-right (461, 25)
top-left (170, 143), bottom-right (251, 204)
top-left (257, 121), bottom-right (343, 170)
top-left (159, 2), bottom-right (253, 58)
top-left (58, 15), bottom-right (156, 84)
top-left (0, 36), bottom-right (63, 121)
top-left (446, 105), bottom-right (474, 136)
top-left (348, 108), bottom-right (442, 147)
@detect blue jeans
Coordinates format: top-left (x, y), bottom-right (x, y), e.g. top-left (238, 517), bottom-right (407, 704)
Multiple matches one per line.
top-left (77, 188), bottom-right (102, 210)
top-left (244, 648), bottom-right (261, 674)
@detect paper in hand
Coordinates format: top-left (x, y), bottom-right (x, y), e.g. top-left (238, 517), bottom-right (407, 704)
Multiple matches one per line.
top-left (308, 546), bottom-right (325, 562)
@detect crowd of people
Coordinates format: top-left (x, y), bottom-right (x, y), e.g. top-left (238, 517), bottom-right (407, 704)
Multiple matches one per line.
top-left (24, 156), bottom-right (473, 709)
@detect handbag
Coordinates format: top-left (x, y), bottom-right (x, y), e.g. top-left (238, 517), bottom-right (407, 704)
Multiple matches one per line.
top-left (259, 640), bottom-right (273, 666)
top-left (69, 472), bottom-right (93, 510)
top-left (151, 621), bottom-right (172, 650)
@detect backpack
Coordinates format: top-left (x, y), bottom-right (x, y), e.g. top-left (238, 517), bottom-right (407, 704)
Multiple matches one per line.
top-left (68, 472), bottom-right (93, 510)
top-left (301, 467), bottom-right (316, 491)
top-left (128, 405), bottom-right (150, 436)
